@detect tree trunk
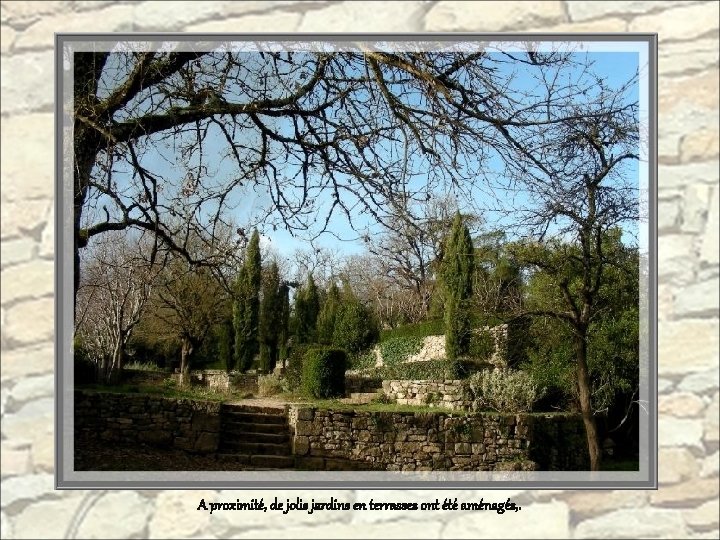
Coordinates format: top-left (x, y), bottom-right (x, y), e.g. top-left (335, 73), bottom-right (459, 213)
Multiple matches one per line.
top-left (107, 343), bottom-right (124, 385)
top-left (179, 338), bottom-right (193, 387)
top-left (574, 332), bottom-right (602, 471)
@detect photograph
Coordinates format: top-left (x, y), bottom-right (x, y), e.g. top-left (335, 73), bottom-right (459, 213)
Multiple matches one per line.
top-left (59, 35), bottom-right (653, 486)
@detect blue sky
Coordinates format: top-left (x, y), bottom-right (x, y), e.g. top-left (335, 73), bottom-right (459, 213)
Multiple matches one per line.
top-left (261, 51), bottom-right (642, 256)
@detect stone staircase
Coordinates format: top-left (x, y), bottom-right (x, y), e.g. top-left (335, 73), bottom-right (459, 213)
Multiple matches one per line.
top-left (217, 404), bottom-right (295, 468)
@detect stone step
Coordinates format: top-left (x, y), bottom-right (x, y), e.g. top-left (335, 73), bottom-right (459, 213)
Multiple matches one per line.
top-left (220, 441), bottom-right (291, 456)
top-left (223, 412), bottom-right (287, 425)
top-left (251, 454), bottom-right (295, 468)
top-left (222, 404), bottom-right (286, 415)
top-left (221, 431), bottom-right (289, 444)
top-left (215, 453), bottom-right (294, 469)
top-left (222, 421), bottom-right (289, 434)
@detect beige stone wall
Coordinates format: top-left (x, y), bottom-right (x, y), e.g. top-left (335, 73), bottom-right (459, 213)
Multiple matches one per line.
top-left (1, 1), bottom-right (717, 538)
top-left (290, 407), bottom-right (588, 471)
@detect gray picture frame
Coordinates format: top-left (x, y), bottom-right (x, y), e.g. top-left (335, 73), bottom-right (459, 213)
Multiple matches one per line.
top-left (55, 32), bottom-right (658, 490)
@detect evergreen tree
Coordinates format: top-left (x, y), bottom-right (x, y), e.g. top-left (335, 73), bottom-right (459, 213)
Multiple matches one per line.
top-left (232, 265), bottom-right (248, 370)
top-left (259, 262), bottom-right (281, 373)
top-left (316, 281), bottom-right (341, 344)
top-left (218, 317), bottom-right (234, 372)
top-left (295, 273), bottom-right (320, 343)
top-left (234, 230), bottom-right (262, 371)
top-left (442, 212), bottom-right (475, 360)
top-left (277, 282), bottom-right (290, 367)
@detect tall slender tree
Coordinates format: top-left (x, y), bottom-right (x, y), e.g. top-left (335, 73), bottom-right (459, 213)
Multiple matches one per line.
top-left (442, 212), bottom-right (475, 360)
top-left (277, 282), bottom-right (291, 368)
top-left (316, 281), bottom-right (341, 344)
top-left (259, 262), bottom-right (281, 373)
top-left (294, 273), bottom-right (320, 344)
top-left (234, 230), bottom-right (262, 371)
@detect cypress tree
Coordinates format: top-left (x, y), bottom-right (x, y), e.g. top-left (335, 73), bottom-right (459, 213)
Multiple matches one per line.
top-left (232, 265), bottom-right (247, 370)
top-left (316, 281), bottom-right (341, 344)
top-left (259, 261), bottom-right (281, 373)
top-left (442, 212), bottom-right (475, 360)
top-left (295, 273), bottom-right (320, 343)
top-left (277, 282), bottom-right (290, 366)
top-left (234, 229), bottom-right (262, 371)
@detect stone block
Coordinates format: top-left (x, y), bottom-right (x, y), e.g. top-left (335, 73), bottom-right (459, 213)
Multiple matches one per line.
top-left (193, 431), bottom-right (218, 453)
top-left (293, 436), bottom-right (310, 456)
top-left (425, 0), bottom-right (565, 31)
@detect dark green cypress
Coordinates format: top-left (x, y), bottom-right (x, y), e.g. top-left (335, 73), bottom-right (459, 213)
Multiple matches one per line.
top-left (234, 229), bottom-right (262, 371)
top-left (278, 282), bottom-right (290, 365)
top-left (259, 261), bottom-right (281, 373)
top-left (295, 274), bottom-right (320, 343)
top-left (316, 281), bottom-right (341, 344)
top-left (442, 212), bottom-right (475, 360)
top-left (232, 265), bottom-right (248, 370)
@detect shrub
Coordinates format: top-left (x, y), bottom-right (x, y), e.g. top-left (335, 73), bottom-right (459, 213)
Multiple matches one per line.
top-left (332, 302), bottom-right (379, 353)
top-left (348, 348), bottom-right (378, 371)
top-left (284, 343), bottom-right (313, 392)
top-left (379, 336), bottom-right (424, 367)
top-left (468, 328), bottom-right (495, 362)
top-left (258, 373), bottom-right (284, 397)
top-left (124, 361), bottom-right (164, 372)
top-left (301, 347), bottom-right (347, 398)
top-left (380, 319), bottom-right (444, 341)
top-left (466, 368), bottom-right (542, 413)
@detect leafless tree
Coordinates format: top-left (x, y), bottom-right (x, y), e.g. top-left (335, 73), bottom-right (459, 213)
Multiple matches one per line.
top-left (71, 43), bottom-right (622, 309)
top-left (500, 74), bottom-right (641, 471)
top-left (75, 231), bottom-right (160, 383)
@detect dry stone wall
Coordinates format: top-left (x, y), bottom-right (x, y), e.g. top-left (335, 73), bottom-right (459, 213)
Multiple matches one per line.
top-left (74, 391), bottom-right (221, 454)
top-left (378, 325), bottom-right (509, 367)
top-left (289, 406), bottom-right (588, 472)
top-left (382, 379), bottom-right (472, 411)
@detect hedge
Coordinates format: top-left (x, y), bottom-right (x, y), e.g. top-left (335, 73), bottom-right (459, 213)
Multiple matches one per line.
top-left (301, 347), bottom-right (347, 398)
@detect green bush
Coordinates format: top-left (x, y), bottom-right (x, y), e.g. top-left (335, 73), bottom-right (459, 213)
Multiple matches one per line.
top-left (380, 319), bottom-right (444, 341)
top-left (284, 343), bottom-right (313, 392)
top-left (468, 328), bottom-right (496, 362)
top-left (301, 348), bottom-right (347, 398)
top-left (379, 336), bottom-right (424, 367)
top-left (348, 348), bottom-right (378, 371)
top-left (258, 373), bottom-right (284, 397)
top-left (466, 368), bottom-right (543, 413)
top-left (332, 302), bottom-right (379, 354)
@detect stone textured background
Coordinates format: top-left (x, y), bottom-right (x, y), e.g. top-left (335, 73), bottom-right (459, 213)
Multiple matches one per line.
top-left (1, 1), bottom-right (718, 538)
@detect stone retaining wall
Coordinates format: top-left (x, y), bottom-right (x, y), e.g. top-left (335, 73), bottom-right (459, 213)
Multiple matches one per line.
top-left (345, 374), bottom-right (384, 394)
top-left (180, 370), bottom-right (258, 394)
top-left (289, 406), bottom-right (588, 471)
top-left (382, 379), bottom-right (472, 410)
top-left (74, 390), bottom-right (221, 454)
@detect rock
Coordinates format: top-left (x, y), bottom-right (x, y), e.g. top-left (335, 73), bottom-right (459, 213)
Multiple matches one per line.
top-left (148, 491), bottom-right (213, 538)
top-left (76, 492), bottom-right (151, 539)
top-left (1, 473), bottom-right (54, 507)
top-left (11, 497), bottom-right (84, 539)
top-left (574, 508), bottom-right (687, 538)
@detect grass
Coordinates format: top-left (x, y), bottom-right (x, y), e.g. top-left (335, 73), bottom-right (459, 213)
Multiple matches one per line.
top-left (292, 396), bottom-right (459, 414)
top-left (78, 381), bottom-right (252, 403)
top-left (124, 361), bottom-right (165, 372)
